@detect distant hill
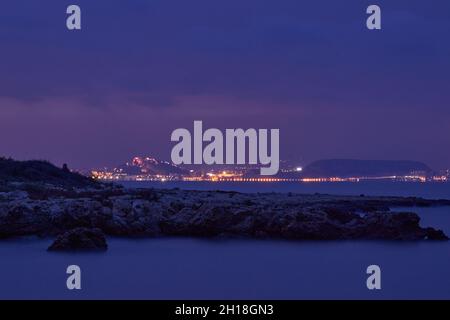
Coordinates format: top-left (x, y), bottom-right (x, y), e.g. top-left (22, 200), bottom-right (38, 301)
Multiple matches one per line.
top-left (116, 156), bottom-right (187, 176)
top-left (0, 157), bottom-right (98, 188)
top-left (302, 159), bottom-right (432, 178)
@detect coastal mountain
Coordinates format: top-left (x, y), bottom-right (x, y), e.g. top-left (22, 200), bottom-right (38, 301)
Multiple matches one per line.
top-left (301, 159), bottom-right (432, 178)
top-left (0, 157), bottom-right (98, 188)
top-left (116, 156), bottom-right (187, 176)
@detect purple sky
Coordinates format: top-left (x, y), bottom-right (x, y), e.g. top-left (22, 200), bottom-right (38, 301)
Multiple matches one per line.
top-left (1, 0), bottom-right (449, 170)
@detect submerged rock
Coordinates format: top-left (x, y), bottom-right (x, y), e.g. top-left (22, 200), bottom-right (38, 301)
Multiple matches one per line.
top-left (48, 227), bottom-right (108, 251)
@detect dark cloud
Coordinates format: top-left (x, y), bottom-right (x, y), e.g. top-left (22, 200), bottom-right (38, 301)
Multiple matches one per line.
top-left (0, 0), bottom-right (449, 168)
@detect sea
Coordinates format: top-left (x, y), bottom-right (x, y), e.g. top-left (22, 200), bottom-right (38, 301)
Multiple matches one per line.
top-left (0, 181), bottom-right (449, 299)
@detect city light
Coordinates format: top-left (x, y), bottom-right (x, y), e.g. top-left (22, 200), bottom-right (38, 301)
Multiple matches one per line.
top-left (90, 156), bottom-right (449, 183)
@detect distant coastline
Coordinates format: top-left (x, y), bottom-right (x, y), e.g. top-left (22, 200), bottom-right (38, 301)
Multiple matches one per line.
top-left (90, 157), bottom-right (450, 183)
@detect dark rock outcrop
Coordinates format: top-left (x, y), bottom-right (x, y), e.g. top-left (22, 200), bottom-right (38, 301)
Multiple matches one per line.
top-left (1, 187), bottom-right (449, 243)
top-left (424, 227), bottom-right (448, 240)
top-left (48, 228), bottom-right (108, 251)
top-left (0, 157), bottom-right (99, 189)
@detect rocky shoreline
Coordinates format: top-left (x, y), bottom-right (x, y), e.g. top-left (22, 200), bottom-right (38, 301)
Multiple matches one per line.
top-left (1, 183), bottom-right (449, 251)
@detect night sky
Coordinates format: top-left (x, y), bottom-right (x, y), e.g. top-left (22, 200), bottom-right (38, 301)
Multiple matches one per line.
top-left (1, 0), bottom-right (449, 169)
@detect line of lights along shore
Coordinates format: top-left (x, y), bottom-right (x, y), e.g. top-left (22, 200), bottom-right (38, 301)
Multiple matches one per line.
top-left (90, 157), bottom-right (449, 183)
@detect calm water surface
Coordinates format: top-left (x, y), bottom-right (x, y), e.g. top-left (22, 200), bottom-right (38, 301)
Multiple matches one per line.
top-left (0, 182), bottom-right (449, 299)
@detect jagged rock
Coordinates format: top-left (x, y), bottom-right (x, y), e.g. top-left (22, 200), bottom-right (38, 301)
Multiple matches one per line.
top-left (47, 227), bottom-right (108, 251)
top-left (0, 186), bottom-right (448, 243)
